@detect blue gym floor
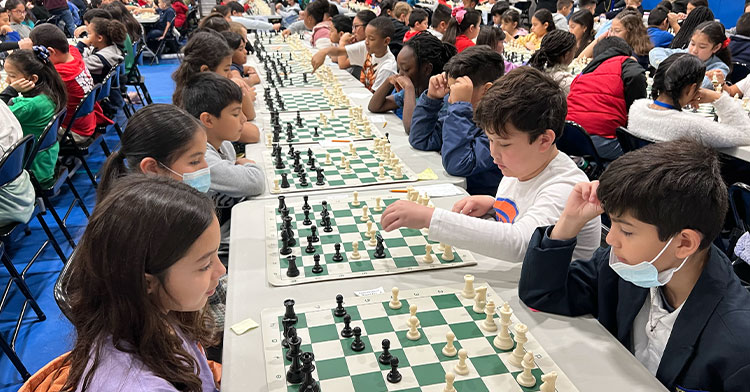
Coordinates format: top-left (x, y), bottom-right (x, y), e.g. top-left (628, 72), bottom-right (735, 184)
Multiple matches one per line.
top-left (0, 60), bottom-right (178, 392)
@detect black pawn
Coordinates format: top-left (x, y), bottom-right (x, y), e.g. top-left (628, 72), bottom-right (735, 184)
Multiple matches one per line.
top-left (379, 339), bottom-right (392, 365)
top-left (350, 327), bottom-right (365, 352)
top-left (340, 314), bottom-right (353, 338)
top-left (298, 352), bottom-right (320, 392)
top-left (280, 173), bottom-right (290, 188)
top-left (302, 195), bottom-right (311, 211)
top-left (296, 110), bottom-right (303, 127)
top-left (280, 230), bottom-right (292, 256)
top-left (387, 357), bottom-right (402, 383)
top-left (310, 226), bottom-right (319, 242)
top-left (299, 173), bottom-right (309, 187)
top-left (313, 126), bottom-right (319, 137)
top-left (286, 329), bottom-right (304, 384)
top-left (323, 216), bottom-right (333, 233)
top-left (286, 255), bottom-right (300, 277)
top-left (303, 210), bottom-right (312, 225)
top-left (277, 195), bottom-right (286, 212)
top-left (283, 299), bottom-right (298, 324)
top-left (311, 254), bottom-right (323, 274)
top-left (305, 236), bottom-right (316, 254)
top-left (320, 201), bottom-right (329, 217)
top-left (332, 243), bottom-right (343, 261)
top-left (333, 294), bottom-right (347, 317)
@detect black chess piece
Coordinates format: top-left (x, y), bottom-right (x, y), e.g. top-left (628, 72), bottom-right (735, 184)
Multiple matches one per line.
top-left (350, 327), bottom-right (365, 352)
top-left (379, 339), bottom-right (393, 365)
top-left (302, 195), bottom-right (311, 211)
top-left (280, 230), bottom-right (292, 256)
top-left (281, 317), bottom-right (294, 348)
top-left (273, 130), bottom-right (280, 143)
top-left (333, 294), bottom-right (347, 317)
top-left (315, 168), bottom-right (325, 185)
top-left (286, 328), bottom-right (304, 384)
top-left (283, 299), bottom-right (298, 324)
top-left (307, 156), bottom-right (316, 169)
top-left (288, 144), bottom-right (296, 157)
top-left (303, 210), bottom-right (312, 225)
top-left (310, 226), bottom-right (319, 242)
top-left (284, 216), bottom-right (296, 247)
top-left (280, 173), bottom-right (290, 188)
top-left (320, 201), bottom-right (329, 217)
top-left (303, 72), bottom-right (308, 83)
top-left (296, 111), bottom-right (303, 127)
top-left (332, 243), bottom-right (343, 261)
top-left (340, 314), bottom-right (353, 338)
top-left (373, 234), bottom-right (386, 259)
top-left (311, 254), bottom-right (323, 274)
top-left (275, 152), bottom-right (285, 169)
top-left (299, 173), bottom-right (309, 187)
top-left (298, 352), bottom-right (320, 392)
top-left (278, 195), bottom-right (286, 212)
top-left (305, 236), bottom-right (316, 254)
top-left (387, 357), bottom-right (402, 383)
top-left (286, 255), bottom-right (300, 277)
top-left (323, 216), bottom-right (333, 233)
top-left (313, 126), bottom-right (319, 137)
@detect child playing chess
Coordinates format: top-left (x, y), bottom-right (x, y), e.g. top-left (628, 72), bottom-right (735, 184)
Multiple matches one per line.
top-left (442, 8), bottom-right (481, 53)
top-left (302, 0), bottom-right (333, 49)
top-left (180, 72), bottom-right (265, 244)
top-left (408, 45), bottom-right (503, 196)
top-left (515, 9), bottom-right (556, 51)
top-left (381, 67), bottom-right (601, 262)
top-left (519, 139), bottom-right (750, 390)
top-left (56, 175), bottom-right (225, 391)
top-left (403, 8), bottom-right (428, 42)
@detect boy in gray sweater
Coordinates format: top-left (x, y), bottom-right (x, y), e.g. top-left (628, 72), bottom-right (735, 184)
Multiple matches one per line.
top-left (181, 72), bottom-right (265, 242)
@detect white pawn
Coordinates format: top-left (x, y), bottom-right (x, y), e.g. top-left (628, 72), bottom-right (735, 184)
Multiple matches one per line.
top-left (325, 153), bottom-right (331, 165)
top-left (368, 229), bottom-right (377, 246)
top-left (422, 244), bottom-right (434, 263)
top-left (378, 166), bottom-right (386, 180)
top-left (374, 197), bottom-right (382, 212)
top-left (540, 371), bottom-right (558, 392)
top-left (442, 245), bottom-right (455, 261)
top-left (340, 156), bottom-right (346, 168)
top-left (508, 323), bottom-right (529, 368)
top-left (366, 220), bottom-right (373, 234)
top-left (352, 191), bottom-right (360, 206)
top-left (482, 301), bottom-right (498, 332)
top-left (462, 275), bottom-right (475, 299)
top-left (351, 242), bottom-right (361, 260)
top-left (394, 164), bottom-right (402, 179)
top-left (473, 286), bottom-right (487, 314)
top-left (453, 349), bottom-right (469, 375)
top-left (442, 332), bottom-right (457, 357)
top-left (406, 316), bottom-right (421, 340)
top-left (409, 304), bottom-right (420, 327)
top-left (443, 372), bottom-right (456, 392)
top-left (360, 206), bottom-right (370, 222)
top-left (273, 179), bottom-right (280, 192)
top-left (516, 352), bottom-right (536, 387)
top-left (344, 160), bottom-right (352, 173)
top-left (389, 287), bottom-right (402, 309)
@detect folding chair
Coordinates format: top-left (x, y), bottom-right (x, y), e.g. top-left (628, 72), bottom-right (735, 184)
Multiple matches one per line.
top-left (615, 126), bottom-right (653, 153)
top-left (58, 84), bottom-right (105, 188)
top-left (729, 62), bottom-right (750, 85)
top-left (54, 248), bottom-right (76, 322)
top-left (96, 65), bottom-right (125, 140)
top-left (125, 39), bottom-right (154, 106)
top-left (514, 1), bottom-right (532, 28)
top-left (151, 14), bottom-right (180, 65)
top-left (728, 183), bottom-right (750, 289)
top-left (557, 120), bottom-right (606, 180)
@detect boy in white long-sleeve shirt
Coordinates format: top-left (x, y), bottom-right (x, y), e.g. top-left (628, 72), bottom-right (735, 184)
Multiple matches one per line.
top-left (181, 73), bottom-right (265, 242)
top-left (380, 67), bottom-right (601, 262)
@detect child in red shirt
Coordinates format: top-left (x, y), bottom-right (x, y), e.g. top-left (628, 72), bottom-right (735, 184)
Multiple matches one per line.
top-left (443, 8), bottom-right (481, 53)
top-left (403, 8), bottom-right (428, 42)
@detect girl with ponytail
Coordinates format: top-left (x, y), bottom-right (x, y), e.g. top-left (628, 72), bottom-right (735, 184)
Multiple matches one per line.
top-left (515, 9), bottom-right (555, 51)
top-left (76, 17), bottom-right (127, 83)
top-left (528, 30), bottom-right (577, 94)
top-left (442, 8), bottom-right (481, 53)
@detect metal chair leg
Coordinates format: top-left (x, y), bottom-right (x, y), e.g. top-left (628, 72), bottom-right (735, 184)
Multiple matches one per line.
top-left (65, 176), bottom-right (90, 218)
top-left (1, 253), bottom-right (45, 320)
top-left (37, 211), bottom-right (68, 264)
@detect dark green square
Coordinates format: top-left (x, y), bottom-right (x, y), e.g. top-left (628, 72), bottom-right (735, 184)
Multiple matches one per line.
top-left (395, 329), bottom-right (429, 348)
top-left (320, 234), bottom-right (342, 245)
top-left (382, 300), bottom-right (410, 315)
top-left (416, 310), bottom-right (447, 328)
top-left (383, 237), bottom-right (408, 247)
top-left (332, 305), bottom-right (362, 321)
top-left (328, 180), bottom-right (346, 186)
top-left (437, 252), bottom-right (462, 263)
top-left (411, 363), bottom-right (446, 386)
top-left (393, 256), bottom-right (419, 268)
top-left (341, 335), bottom-right (374, 356)
top-left (351, 371), bottom-right (387, 392)
top-left (432, 294), bottom-right (464, 309)
top-left (373, 348), bottom-right (410, 370)
top-left (470, 354), bottom-right (509, 376)
top-left (361, 177), bottom-right (377, 183)
top-left (364, 162), bottom-right (380, 168)
top-left (362, 317), bottom-right (395, 334)
top-left (308, 324), bottom-right (340, 342)
top-left (366, 248), bottom-right (391, 260)
top-left (465, 305), bottom-right (500, 321)
top-left (511, 368), bottom-right (544, 392)
top-left (315, 357), bottom-right (350, 380)
top-left (276, 313), bottom-right (308, 331)
top-left (337, 225), bottom-right (360, 234)
top-left (353, 167), bottom-right (370, 173)
top-left (342, 241), bottom-right (363, 252)
top-left (408, 245), bottom-right (426, 256)
top-left (303, 264), bottom-right (328, 276)
top-left (332, 208), bottom-right (353, 218)
top-left (430, 341), bottom-right (464, 362)
top-left (350, 260), bottom-right (375, 272)
top-left (400, 228), bottom-right (424, 237)
top-left (342, 174), bottom-right (359, 180)
top-left (449, 321), bottom-right (483, 340)
top-left (453, 378), bottom-right (490, 392)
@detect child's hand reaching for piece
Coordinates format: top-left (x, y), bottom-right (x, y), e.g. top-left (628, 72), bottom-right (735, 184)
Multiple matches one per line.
top-left (551, 181), bottom-right (604, 240)
top-left (427, 72), bottom-right (450, 100)
top-left (451, 195), bottom-right (495, 217)
top-left (448, 76), bottom-right (473, 104)
top-left (10, 78), bottom-right (35, 93)
top-left (311, 50), bottom-right (327, 71)
top-left (380, 200), bottom-right (435, 232)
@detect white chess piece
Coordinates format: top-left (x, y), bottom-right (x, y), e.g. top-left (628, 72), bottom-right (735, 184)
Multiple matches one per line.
top-left (443, 372), bottom-right (456, 392)
top-left (540, 371), bottom-right (558, 392)
top-left (442, 332), bottom-right (457, 356)
top-left (453, 349), bottom-right (469, 375)
top-left (416, 194), bottom-right (424, 206)
top-left (368, 229), bottom-right (377, 246)
top-left (422, 244), bottom-right (434, 263)
top-left (389, 287), bottom-right (402, 309)
top-left (462, 275), bottom-right (475, 299)
top-left (351, 242), bottom-right (360, 260)
top-left (374, 197), bottom-right (383, 212)
top-left (482, 301), bottom-right (498, 332)
top-left (394, 164), bottom-right (402, 179)
top-left (442, 245), bottom-right (454, 261)
top-left (352, 191), bottom-right (360, 206)
top-left (406, 316), bottom-right (421, 340)
top-left (378, 166), bottom-right (386, 180)
top-left (516, 352), bottom-right (536, 387)
top-left (472, 286), bottom-right (487, 314)
top-left (508, 323), bottom-right (528, 367)
top-left (493, 302), bottom-right (514, 350)
top-left (366, 220), bottom-right (373, 234)
top-left (344, 160), bottom-right (352, 173)
top-left (351, 146), bottom-right (358, 158)
top-left (360, 206), bottom-right (369, 222)
top-left (409, 304), bottom-right (420, 327)
top-left (340, 156), bottom-right (346, 168)
top-left (273, 179), bottom-right (280, 192)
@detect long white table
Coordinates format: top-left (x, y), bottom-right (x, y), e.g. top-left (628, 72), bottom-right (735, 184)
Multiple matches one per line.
top-left (720, 145), bottom-right (750, 163)
top-left (221, 189), bottom-right (669, 392)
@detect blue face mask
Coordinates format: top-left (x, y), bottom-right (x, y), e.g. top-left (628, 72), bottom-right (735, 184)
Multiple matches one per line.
top-left (608, 237), bottom-right (690, 289)
top-left (160, 163), bottom-right (211, 193)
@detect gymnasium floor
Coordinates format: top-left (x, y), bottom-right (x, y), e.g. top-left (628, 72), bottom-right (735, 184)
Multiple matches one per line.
top-left (0, 60), bottom-right (179, 392)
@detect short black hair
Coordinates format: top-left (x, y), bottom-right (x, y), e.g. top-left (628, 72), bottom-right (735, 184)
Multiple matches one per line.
top-left (474, 67), bottom-right (565, 141)
top-left (737, 12), bottom-right (750, 37)
top-left (212, 4), bottom-right (230, 16)
top-left (431, 3), bottom-right (451, 28)
top-left (578, 0), bottom-right (596, 8)
top-left (227, 1), bottom-right (244, 14)
top-left (332, 14), bottom-right (352, 33)
top-left (598, 139), bottom-right (727, 249)
top-left (30, 24), bottom-right (70, 53)
top-left (656, 0), bottom-right (673, 11)
top-left (83, 8), bottom-right (112, 23)
top-left (408, 8), bottom-right (428, 27)
top-left (444, 45), bottom-right (505, 90)
top-left (647, 6), bottom-right (669, 27)
top-left (368, 16), bottom-right (395, 39)
top-left (181, 72), bottom-right (243, 119)
top-left (220, 30), bottom-right (244, 50)
top-left (306, 0), bottom-right (329, 24)
top-left (355, 9), bottom-right (376, 25)
top-left (490, 1), bottom-right (510, 17)
top-left (593, 36), bottom-right (632, 58)
top-left (556, 0), bottom-right (573, 10)
top-left (688, 0), bottom-right (708, 7)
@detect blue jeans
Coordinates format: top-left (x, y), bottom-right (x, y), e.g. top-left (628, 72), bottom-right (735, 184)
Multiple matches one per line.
top-left (49, 7), bottom-right (76, 37)
top-left (590, 135), bottom-right (624, 161)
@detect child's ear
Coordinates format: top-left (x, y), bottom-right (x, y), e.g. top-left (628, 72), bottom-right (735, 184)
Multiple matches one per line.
top-left (537, 129), bottom-right (556, 149)
top-left (384, 36), bottom-right (391, 46)
top-left (199, 64), bottom-right (211, 72)
top-left (139, 157), bottom-right (161, 174)
top-left (144, 273), bottom-right (158, 295)
top-left (30, 74), bottom-right (39, 84)
top-left (674, 229), bottom-right (702, 259)
top-left (199, 111), bottom-right (214, 128)
top-left (481, 81), bottom-right (492, 94)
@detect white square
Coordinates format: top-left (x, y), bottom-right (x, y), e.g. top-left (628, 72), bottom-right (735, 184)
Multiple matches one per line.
top-left (389, 313), bottom-right (412, 331)
top-left (305, 309), bottom-right (335, 328)
top-left (421, 325), bottom-right (453, 344)
top-left (409, 297), bottom-right (439, 312)
top-left (345, 352), bottom-right (382, 375)
top-left (388, 247), bottom-right (416, 258)
top-left (383, 366), bottom-right (419, 391)
top-left (367, 331), bottom-right (401, 350)
top-left (402, 345), bottom-right (439, 366)
top-left (458, 337), bottom-right (496, 357)
top-left (498, 352), bottom-right (523, 372)
top-left (357, 303), bottom-right (388, 319)
top-left (404, 236), bottom-right (428, 247)
top-left (440, 307), bottom-right (473, 325)
top-left (482, 373), bottom-right (524, 391)
top-left (310, 339), bottom-right (345, 360)
top-left (439, 359), bottom-right (479, 381)
top-left (326, 263), bottom-right (352, 275)
top-left (474, 319), bottom-right (498, 337)
top-left (319, 376), bottom-right (355, 390)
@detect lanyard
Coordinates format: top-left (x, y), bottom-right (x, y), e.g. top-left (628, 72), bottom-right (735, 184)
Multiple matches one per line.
top-left (652, 100), bottom-right (678, 110)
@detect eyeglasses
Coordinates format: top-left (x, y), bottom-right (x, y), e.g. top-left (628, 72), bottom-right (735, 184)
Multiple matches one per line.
top-left (11, 9), bottom-right (26, 14)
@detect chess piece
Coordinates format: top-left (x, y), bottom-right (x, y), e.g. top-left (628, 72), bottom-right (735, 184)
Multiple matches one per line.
top-left (299, 173), bottom-right (309, 187)
top-left (508, 323), bottom-right (529, 367)
top-left (277, 195), bottom-right (287, 212)
top-left (340, 314), bottom-right (353, 338)
top-left (462, 275), bottom-right (475, 299)
top-left (422, 244), bottom-right (434, 263)
top-left (443, 372), bottom-right (456, 392)
top-left (374, 197), bottom-right (382, 212)
top-left (323, 216), bottom-right (333, 233)
top-left (305, 236), bottom-right (316, 254)
top-left (315, 168), bottom-right (325, 186)
top-left (494, 302), bottom-right (514, 350)
top-left (442, 245), bottom-right (455, 261)
top-left (516, 352), bottom-right (536, 387)
top-left (379, 339), bottom-right (393, 365)
top-left (352, 191), bottom-right (360, 206)
top-left (281, 317), bottom-right (294, 348)
top-left (394, 164), bottom-right (403, 179)
top-left (360, 205), bottom-right (369, 222)
top-left (368, 230), bottom-right (377, 246)
top-left (285, 326), bottom-right (300, 361)
top-left (286, 255), bottom-right (300, 277)
top-left (482, 301), bottom-right (498, 332)
top-left (351, 242), bottom-right (361, 259)
top-left (389, 287), bottom-right (402, 309)
top-left (350, 327), bottom-right (365, 351)
top-left (325, 153), bottom-right (331, 165)
top-left (280, 173), bottom-right (290, 188)
top-left (298, 352), bottom-right (320, 392)
top-left (311, 254), bottom-right (323, 274)
top-left (310, 226), bottom-right (319, 242)
top-left (442, 332), bottom-right (457, 356)
top-left (473, 286), bottom-right (487, 314)
top-left (280, 230), bottom-right (292, 256)
top-left (285, 328), bottom-right (304, 383)
top-left (273, 179), bottom-right (280, 192)
top-left (387, 357), bottom-right (402, 383)
top-left (332, 243), bottom-right (344, 262)
top-left (378, 166), bottom-right (386, 180)
top-left (540, 371), bottom-right (558, 392)
top-left (410, 304), bottom-right (420, 327)
top-left (283, 299), bottom-right (298, 324)
top-left (373, 234), bottom-right (386, 258)
top-left (334, 294), bottom-right (347, 317)
top-left (406, 316), bottom-right (421, 340)
top-left (453, 349), bottom-right (469, 375)
top-left (303, 210), bottom-right (312, 225)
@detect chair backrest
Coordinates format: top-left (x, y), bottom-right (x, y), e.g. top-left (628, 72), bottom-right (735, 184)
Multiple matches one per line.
top-left (25, 108), bottom-right (67, 170)
top-left (97, 65), bottom-right (120, 101)
top-left (730, 183), bottom-right (750, 232)
top-left (615, 126), bottom-right (653, 153)
top-left (729, 62), bottom-right (750, 85)
top-left (0, 135), bottom-right (34, 188)
top-left (558, 120), bottom-right (604, 165)
top-left (67, 84), bottom-right (101, 130)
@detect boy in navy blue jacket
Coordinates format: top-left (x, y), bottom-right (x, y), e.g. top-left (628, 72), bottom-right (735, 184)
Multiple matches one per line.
top-left (408, 45), bottom-right (504, 195)
top-left (519, 139), bottom-right (750, 391)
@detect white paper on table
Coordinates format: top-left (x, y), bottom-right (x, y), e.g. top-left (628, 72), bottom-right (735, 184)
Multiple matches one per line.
top-left (368, 115), bottom-right (387, 124)
top-left (349, 92), bottom-right (372, 99)
top-left (413, 184), bottom-right (465, 197)
top-left (354, 287), bottom-right (385, 297)
top-left (318, 139), bottom-right (354, 148)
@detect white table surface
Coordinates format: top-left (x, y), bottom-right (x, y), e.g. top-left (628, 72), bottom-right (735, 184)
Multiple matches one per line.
top-left (221, 189), bottom-right (668, 392)
top-left (720, 145), bottom-right (750, 163)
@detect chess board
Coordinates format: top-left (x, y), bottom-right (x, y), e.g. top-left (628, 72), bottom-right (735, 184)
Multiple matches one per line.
top-left (263, 142), bottom-right (418, 194)
top-left (690, 104), bottom-right (718, 120)
top-left (265, 113), bottom-right (383, 145)
top-left (265, 194), bottom-right (477, 286)
top-left (261, 283), bottom-right (579, 391)
top-left (264, 89), bottom-right (350, 113)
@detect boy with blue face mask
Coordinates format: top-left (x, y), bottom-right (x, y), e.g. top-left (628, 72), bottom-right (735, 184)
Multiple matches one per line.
top-left (518, 138), bottom-right (750, 391)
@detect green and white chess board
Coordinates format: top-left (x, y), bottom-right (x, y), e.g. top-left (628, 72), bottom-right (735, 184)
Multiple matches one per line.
top-left (261, 283), bottom-right (579, 391)
top-left (265, 113), bottom-right (383, 146)
top-left (266, 194), bottom-right (476, 286)
top-left (264, 89), bottom-right (350, 113)
top-left (264, 141), bottom-right (417, 194)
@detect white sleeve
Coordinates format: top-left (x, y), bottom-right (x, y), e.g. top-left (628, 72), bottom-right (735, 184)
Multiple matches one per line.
top-left (315, 37), bottom-right (332, 50)
top-left (345, 41), bottom-right (367, 67)
top-left (372, 60), bottom-right (397, 91)
top-left (737, 76), bottom-right (750, 97)
top-left (701, 93), bottom-right (750, 147)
